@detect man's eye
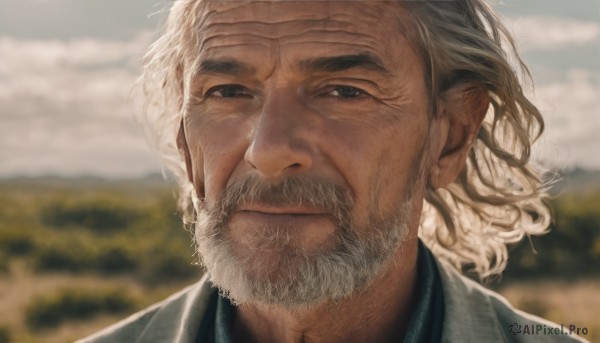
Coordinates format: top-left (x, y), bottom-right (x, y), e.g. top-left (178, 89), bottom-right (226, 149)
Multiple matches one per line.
top-left (327, 86), bottom-right (367, 99)
top-left (206, 85), bottom-right (251, 98)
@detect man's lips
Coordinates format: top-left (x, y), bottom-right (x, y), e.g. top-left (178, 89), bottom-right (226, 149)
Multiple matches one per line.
top-left (229, 205), bottom-right (337, 249)
top-left (237, 204), bottom-right (329, 215)
top-left (232, 208), bottom-right (333, 228)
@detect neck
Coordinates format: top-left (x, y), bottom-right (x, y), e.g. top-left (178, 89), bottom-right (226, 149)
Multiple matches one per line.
top-left (232, 238), bottom-right (420, 343)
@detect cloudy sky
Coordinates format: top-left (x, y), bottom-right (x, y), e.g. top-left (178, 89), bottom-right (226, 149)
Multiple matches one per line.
top-left (0, 0), bottom-right (599, 178)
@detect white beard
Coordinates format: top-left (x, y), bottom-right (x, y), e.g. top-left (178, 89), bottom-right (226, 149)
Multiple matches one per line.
top-left (192, 176), bottom-right (411, 310)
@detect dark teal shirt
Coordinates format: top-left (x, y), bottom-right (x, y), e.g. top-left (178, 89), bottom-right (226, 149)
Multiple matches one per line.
top-left (197, 240), bottom-right (444, 343)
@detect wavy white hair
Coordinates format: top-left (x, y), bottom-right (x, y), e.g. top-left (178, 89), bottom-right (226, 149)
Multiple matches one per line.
top-left (140, 0), bottom-right (552, 279)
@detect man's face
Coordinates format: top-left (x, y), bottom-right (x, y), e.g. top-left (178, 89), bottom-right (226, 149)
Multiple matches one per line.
top-left (183, 1), bottom-right (434, 307)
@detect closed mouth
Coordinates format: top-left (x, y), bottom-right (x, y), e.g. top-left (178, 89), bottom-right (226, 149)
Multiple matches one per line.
top-left (237, 204), bottom-right (329, 216)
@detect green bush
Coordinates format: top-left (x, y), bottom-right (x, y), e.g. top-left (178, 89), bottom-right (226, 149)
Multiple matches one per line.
top-left (93, 243), bottom-right (138, 274)
top-left (504, 194), bottom-right (600, 279)
top-left (30, 226), bottom-right (198, 282)
top-left (0, 226), bottom-right (36, 255)
top-left (0, 252), bottom-right (8, 274)
top-left (1, 181), bottom-right (200, 285)
top-left (41, 198), bottom-right (140, 233)
top-left (25, 288), bottom-right (138, 330)
top-left (0, 325), bottom-right (11, 343)
top-left (32, 234), bottom-right (138, 274)
top-left (33, 240), bottom-right (93, 272)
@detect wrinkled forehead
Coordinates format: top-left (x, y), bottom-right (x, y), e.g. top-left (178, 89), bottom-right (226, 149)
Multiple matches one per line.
top-left (195, 1), bottom-right (413, 59)
top-left (200, 0), bottom-right (406, 25)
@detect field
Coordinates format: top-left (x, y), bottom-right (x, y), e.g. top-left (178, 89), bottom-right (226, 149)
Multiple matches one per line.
top-left (0, 175), bottom-right (598, 342)
top-left (499, 279), bottom-right (599, 341)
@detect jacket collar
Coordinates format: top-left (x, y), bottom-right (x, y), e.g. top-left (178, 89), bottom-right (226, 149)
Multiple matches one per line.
top-left (435, 259), bottom-right (508, 343)
top-left (134, 259), bottom-right (510, 343)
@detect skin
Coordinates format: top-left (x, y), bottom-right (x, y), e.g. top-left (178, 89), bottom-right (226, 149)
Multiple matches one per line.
top-left (177, 1), bottom-right (489, 343)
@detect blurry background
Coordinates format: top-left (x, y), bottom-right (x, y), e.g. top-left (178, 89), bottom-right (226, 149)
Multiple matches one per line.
top-left (0, 0), bottom-right (599, 342)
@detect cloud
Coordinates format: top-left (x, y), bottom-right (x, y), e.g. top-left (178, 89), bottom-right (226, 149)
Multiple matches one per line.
top-left (532, 69), bottom-right (600, 169)
top-left (0, 31), bottom-right (153, 75)
top-left (507, 15), bottom-right (600, 51)
top-left (0, 32), bottom-right (162, 178)
top-left (473, 14), bottom-right (600, 169)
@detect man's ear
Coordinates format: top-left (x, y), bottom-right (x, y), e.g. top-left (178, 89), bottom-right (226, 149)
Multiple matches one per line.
top-left (430, 83), bottom-right (489, 189)
top-left (176, 119), bottom-right (194, 184)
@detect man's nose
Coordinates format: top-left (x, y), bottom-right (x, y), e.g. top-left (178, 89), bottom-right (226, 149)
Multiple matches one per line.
top-left (244, 89), bottom-right (314, 179)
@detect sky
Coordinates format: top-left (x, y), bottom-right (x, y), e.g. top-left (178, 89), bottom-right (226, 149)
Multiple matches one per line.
top-left (0, 0), bottom-right (599, 178)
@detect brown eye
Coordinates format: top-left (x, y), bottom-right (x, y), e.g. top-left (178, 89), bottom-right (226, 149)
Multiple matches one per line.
top-left (206, 84), bottom-right (252, 98)
top-left (328, 86), bottom-right (367, 99)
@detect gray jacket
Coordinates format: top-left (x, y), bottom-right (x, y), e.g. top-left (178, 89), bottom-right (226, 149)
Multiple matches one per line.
top-left (77, 259), bottom-right (588, 343)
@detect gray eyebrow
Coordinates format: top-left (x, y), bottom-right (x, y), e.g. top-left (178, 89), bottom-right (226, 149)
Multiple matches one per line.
top-left (197, 54), bottom-right (390, 77)
top-left (299, 53), bottom-right (391, 75)
top-left (197, 59), bottom-right (255, 76)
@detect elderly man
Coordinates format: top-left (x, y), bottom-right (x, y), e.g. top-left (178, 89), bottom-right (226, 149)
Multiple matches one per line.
top-left (80, 0), bottom-right (587, 342)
